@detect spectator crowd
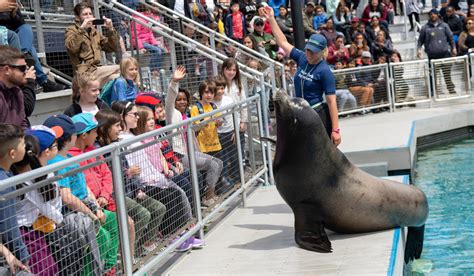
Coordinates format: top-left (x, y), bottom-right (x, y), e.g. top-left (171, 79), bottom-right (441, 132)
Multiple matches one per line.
top-left (1, 0), bottom-right (473, 274)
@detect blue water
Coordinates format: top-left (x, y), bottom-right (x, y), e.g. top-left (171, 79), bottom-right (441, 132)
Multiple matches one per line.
top-left (415, 137), bottom-right (474, 274)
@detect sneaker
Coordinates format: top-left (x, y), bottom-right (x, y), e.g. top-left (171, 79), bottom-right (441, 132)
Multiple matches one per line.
top-left (42, 79), bottom-right (66, 92)
top-left (188, 237), bottom-right (204, 249)
top-left (174, 239), bottom-right (192, 252)
top-left (142, 242), bottom-right (158, 255)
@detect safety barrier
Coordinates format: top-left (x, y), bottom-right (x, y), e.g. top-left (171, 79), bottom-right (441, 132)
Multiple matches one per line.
top-left (389, 59), bottom-right (431, 107)
top-left (431, 55), bottom-right (472, 102)
top-left (0, 94), bottom-right (271, 275)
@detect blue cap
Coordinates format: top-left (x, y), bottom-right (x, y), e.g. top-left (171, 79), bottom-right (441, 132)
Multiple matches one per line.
top-left (304, 34), bottom-right (327, 53)
top-left (429, 8), bottom-right (439, 15)
top-left (27, 125), bottom-right (63, 152)
top-left (44, 114), bottom-right (87, 138)
top-left (72, 113), bottom-right (100, 135)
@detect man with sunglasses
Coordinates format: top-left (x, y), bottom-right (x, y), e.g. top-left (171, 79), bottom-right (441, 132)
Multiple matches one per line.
top-left (0, 45), bottom-right (36, 129)
top-left (249, 17), bottom-right (279, 59)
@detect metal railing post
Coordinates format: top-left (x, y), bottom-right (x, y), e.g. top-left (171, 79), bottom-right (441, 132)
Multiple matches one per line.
top-left (33, 0), bottom-right (46, 63)
top-left (255, 93), bottom-right (269, 186)
top-left (429, 59), bottom-right (436, 106)
top-left (209, 33), bottom-right (218, 76)
top-left (169, 40), bottom-right (177, 71)
top-left (232, 110), bottom-right (247, 206)
top-left (110, 147), bottom-right (133, 276)
top-left (186, 125), bottom-right (205, 239)
top-left (242, 77), bottom-right (257, 173)
top-left (385, 64), bottom-right (393, 112)
top-left (259, 76), bottom-right (274, 186)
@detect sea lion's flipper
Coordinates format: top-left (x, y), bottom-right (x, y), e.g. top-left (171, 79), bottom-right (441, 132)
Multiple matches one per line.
top-left (404, 225), bottom-right (425, 264)
top-left (293, 203), bottom-right (332, 253)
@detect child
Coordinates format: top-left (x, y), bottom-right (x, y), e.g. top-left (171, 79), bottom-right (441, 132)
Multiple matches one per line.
top-left (0, 243), bottom-right (31, 275)
top-left (0, 123), bottom-right (29, 265)
top-left (225, 1), bottom-right (246, 43)
top-left (212, 76), bottom-right (239, 190)
top-left (165, 66), bottom-right (223, 208)
top-left (334, 61), bottom-right (357, 112)
top-left (313, 5), bottom-right (328, 30)
top-left (12, 126), bottom-right (63, 276)
top-left (95, 109), bottom-right (167, 257)
top-left (46, 114), bottom-right (118, 275)
top-left (64, 71), bottom-right (110, 117)
top-left (111, 57), bottom-right (140, 102)
top-left (111, 101), bottom-right (201, 252)
top-left (220, 58), bottom-right (248, 164)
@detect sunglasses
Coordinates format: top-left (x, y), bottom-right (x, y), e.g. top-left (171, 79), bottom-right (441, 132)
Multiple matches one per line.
top-left (127, 112), bottom-right (139, 118)
top-left (0, 64), bottom-right (28, 73)
top-left (255, 22), bottom-right (264, 26)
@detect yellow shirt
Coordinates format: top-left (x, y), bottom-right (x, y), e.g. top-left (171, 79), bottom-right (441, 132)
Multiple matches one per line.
top-left (190, 103), bottom-right (222, 153)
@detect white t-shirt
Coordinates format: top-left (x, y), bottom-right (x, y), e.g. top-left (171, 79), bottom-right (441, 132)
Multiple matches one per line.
top-left (213, 95), bottom-right (234, 134)
top-left (80, 104), bottom-right (99, 116)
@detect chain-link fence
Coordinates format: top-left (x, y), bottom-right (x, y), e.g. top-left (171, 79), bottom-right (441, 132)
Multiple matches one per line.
top-left (389, 59), bottom-right (431, 107)
top-left (431, 55), bottom-right (471, 102)
top-left (0, 93), bottom-right (270, 275)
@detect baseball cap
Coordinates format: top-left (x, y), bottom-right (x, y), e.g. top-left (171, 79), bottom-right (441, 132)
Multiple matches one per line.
top-left (429, 8), bottom-right (439, 15)
top-left (27, 125), bottom-right (63, 152)
top-left (351, 17), bottom-right (359, 23)
top-left (254, 17), bottom-right (264, 26)
top-left (361, 51), bottom-right (372, 58)
top-left (44, 114), bottom-right (87, 138)
top-left (306, 1), bottom-right (315, 7)
top-left (304, 34), bottom-right (327, 53)
top-left (135, 93), bottom-right (162, 112)
top-left (72, 113), bottom-right (102, 135)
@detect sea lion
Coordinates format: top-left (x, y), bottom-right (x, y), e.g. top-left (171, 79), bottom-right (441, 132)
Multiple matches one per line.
top-left (271, 91), bottom-right (428, 262)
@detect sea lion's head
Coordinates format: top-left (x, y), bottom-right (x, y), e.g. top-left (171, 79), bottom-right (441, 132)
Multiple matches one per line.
top-left (273, 90), bottom-right (327, 167)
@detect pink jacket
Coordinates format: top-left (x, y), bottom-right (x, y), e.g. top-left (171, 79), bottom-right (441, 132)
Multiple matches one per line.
top-left (68, 146), bottom-right (116, 211)
top-left (131, 12), bottom-right (159, 50)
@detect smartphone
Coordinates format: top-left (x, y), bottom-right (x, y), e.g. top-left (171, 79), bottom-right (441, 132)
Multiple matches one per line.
top-left (92, 19), bottom-right (105, 25)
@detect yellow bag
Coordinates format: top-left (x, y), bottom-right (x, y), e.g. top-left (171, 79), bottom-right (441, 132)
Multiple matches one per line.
top-left (32, 215), bottom-right (55, 233)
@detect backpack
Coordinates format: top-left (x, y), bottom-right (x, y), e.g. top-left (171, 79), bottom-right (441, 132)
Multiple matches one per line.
top-left (196, 101), bottom-right (217, 114)
top-left (99, 79), bottom-right (117, 106)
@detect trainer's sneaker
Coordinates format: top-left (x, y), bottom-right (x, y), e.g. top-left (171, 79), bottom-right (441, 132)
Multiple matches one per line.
top-left (174, 239), bottom-right (192, 252)
top-left (188, 237), bottom-right (204, 249)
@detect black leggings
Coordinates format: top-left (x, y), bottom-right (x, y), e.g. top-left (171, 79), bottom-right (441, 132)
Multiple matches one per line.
top-left (313, 102), bottom-right (333, 137)
top-left (408, 13), bottom-right (420, 29)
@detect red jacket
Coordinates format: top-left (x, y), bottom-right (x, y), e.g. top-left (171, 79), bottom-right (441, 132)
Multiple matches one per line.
top-left (131, 12), bottom-right (159, 50)
top-left (68, 146), bottom-right (116, 211)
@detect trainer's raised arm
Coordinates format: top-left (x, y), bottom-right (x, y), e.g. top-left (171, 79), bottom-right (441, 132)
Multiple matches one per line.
top-left (262, 7), bottom-right (294, 55)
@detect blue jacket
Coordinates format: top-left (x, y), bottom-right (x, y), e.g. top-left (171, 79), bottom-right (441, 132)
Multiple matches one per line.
top-left (112, 77), bottom-right (138, 102)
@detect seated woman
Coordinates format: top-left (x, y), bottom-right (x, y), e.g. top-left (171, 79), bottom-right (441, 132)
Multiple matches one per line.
top-left (349, 33), bottom-right (370, 60)
top-left (361, 0), bottom-right (389, 29)
top-left (65, 2), bottom-right (120, 87)
top-left (327, 35), bottom-right (350, 65)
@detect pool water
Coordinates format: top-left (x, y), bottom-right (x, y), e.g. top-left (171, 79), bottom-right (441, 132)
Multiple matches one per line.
top-left (414, 137), bottom-right (474, 274)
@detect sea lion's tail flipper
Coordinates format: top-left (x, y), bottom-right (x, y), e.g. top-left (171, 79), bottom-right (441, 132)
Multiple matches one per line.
top-left (293, 203), bottom-right (332, 253)
top-left (404, 224), bottom-right (425, 264)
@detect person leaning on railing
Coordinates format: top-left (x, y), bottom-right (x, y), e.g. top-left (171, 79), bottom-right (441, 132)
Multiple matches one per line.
top-left (65, 2), bottom-right (120, 87)
top-left (263, 6), bottom-right (341, 146)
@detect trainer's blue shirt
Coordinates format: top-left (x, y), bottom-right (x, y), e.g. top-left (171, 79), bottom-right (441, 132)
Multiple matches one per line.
top-left (290, 48), bottom-right (336, 106)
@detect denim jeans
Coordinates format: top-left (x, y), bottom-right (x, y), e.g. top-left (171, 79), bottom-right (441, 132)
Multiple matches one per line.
top-left (143, 42), bottom-right (164, 71)
top-left (15, 24), bottom-right (47, 84)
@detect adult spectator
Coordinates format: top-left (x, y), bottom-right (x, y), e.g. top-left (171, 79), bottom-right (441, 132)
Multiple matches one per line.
top-left (346, 17), bottom-right (361, 43)
top-left (361, 0), bottom-right (389, 29)
top-left (255, 4), bottom-right (273, 34)
top-left (225, 1), bottom-right (246, 43)
top-left (443, 6), bottom-right (464, 43)
top-left (249, 17), bottom-right (279, 60)
top-left (349, 32), bottom-right (370, 59)
top-left (240, 0), bottom-right (257, 24)
top-left (320, 18), bottom-right (340, 46)
top-left (417, 9), bottom-right (457, 94)
top-left (327, 35), bottom-right (350, 65)
top-left (276, 6), bottom-right (294, 44)
top-left (389, 51), bottom-right (410, 102)
top-left (370, 30), bottom-right (394, 60)
top-left (406, 0), bottom-right (421, 31)
top-left (0, 2), bottom-right (65, 92)
top-left (264, 8), bottom-right (341, 146)
top-left (366, 15), bottom-right (391, 44)
top-left (0, 45), bottom-right (35, 129)
top-left (349, 51), bottom-right (375, 110)
top-left (332, 3), bottom-right (352, 34)
top-left (458, 17), bottom-right (474, 55)
top-left (303, 1), bottom-right (318, 38)
top-left (65, 2), bottom-right (120, 87)
top-left (382, 0), bottom-right (395, 24)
